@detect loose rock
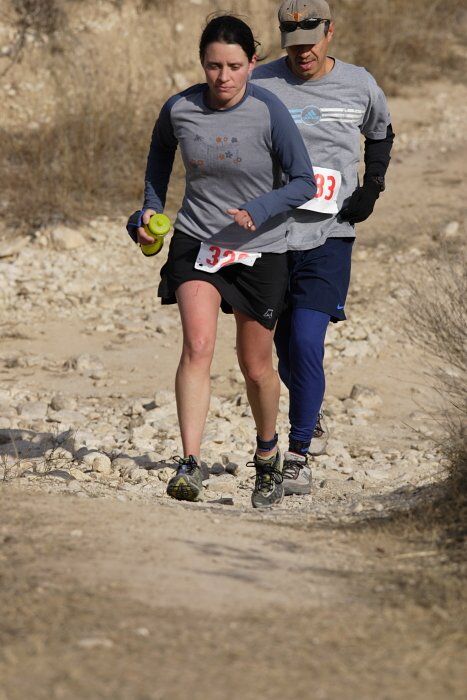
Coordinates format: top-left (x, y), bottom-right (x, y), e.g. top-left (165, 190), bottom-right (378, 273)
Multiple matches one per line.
top-left (50, 226), bottom-right (86, 251)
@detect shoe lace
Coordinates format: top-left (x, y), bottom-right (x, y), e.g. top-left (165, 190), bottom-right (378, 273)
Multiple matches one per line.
top-left (282, 458), bottom-right (305, 480)
top-left (313, 413), bottom-right (324, 438)
top-left (247, 460), bottom-right (283, 491)
top-left (173, 455), bottom-right (198, 475)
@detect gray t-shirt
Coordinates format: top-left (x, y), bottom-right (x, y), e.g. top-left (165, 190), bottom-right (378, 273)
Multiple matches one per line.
top-left (143, 82), bottom-right (315, 253)
top-left (252, 57), bottom-right (391, 251)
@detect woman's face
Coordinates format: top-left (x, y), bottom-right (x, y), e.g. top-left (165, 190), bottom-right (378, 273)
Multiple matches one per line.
top-left (202, 41), bottom-right (256, 110)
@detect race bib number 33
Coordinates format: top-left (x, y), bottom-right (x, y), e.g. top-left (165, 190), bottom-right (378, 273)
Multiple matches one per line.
top-left (195, 243), bottom-right (261, 274)
top-left (298, 166), bottom-right (342, 215)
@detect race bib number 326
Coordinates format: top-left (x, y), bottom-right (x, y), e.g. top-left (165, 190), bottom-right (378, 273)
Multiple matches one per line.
top-left (195, 242), bottom-right (261, 274)
top-left (298, 166), bottom-right (342, 215)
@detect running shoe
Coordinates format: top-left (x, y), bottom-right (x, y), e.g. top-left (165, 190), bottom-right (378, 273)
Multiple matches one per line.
top-left (249, 450), bottom-right (284, 509)
top-left (282, 451), bottom-right (312, 495)
top-left (166, 455), bottom-right (203, 501)
top-left (308, 411), bottom-right (329, 456)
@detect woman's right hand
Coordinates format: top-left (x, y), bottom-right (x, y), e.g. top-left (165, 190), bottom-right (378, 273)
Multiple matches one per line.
top-left (137, 209), bottom-right (157, 245)
top-left (226, 208), bottom-right (256, 231)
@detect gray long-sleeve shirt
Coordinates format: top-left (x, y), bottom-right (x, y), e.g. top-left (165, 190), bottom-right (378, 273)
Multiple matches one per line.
top-left (144, 82), bottom-right (316, 253)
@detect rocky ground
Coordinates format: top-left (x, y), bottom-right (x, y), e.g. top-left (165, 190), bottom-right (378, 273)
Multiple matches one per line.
top-left (0, 211), bottom-right (451, 516)
top-left (0, 79), bottom-right (466, 698)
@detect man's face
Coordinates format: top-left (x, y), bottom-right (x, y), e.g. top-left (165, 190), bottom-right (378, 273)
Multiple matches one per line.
top-left (285, 22), bottom-right (334, 80)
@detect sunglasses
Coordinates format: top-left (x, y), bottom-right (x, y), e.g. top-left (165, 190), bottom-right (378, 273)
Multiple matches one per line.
top-left (279, 18), bottom-right (329, 32)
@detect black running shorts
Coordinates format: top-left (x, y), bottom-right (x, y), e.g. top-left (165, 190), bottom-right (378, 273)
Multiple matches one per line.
top-left (158, 231), bottom-right (288, 330)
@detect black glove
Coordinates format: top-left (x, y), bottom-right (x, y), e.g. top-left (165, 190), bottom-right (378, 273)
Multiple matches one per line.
top-left (340, 178), bottom-right (381, 224)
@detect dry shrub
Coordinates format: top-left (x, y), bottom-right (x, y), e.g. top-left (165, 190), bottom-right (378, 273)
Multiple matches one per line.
top-left (0, 62), bottom-right (156, 228)
top-left (138, 0), bottom-right (167, 9)
top-left (331, 0), bottom-right (466, 93)
top-left (11, 0), bottom-right (63, 35)
top-left (1, 0), bottom-right (465, 225)
top-left (0, 0), bottom-right (65, 75)
top-left (404, 240), bottom-right (466, 535)
top-left (0, 81), bottom-right (186, 229)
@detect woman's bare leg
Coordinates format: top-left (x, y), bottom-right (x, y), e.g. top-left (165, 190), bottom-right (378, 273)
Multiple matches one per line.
top-left (234, 310), bottom-right (280, 457)
top-left (175, 281), bottom-right (221, 458)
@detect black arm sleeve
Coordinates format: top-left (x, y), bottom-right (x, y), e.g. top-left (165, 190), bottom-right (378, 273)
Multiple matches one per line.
top-left (363, 123), bottom-right (395, 179)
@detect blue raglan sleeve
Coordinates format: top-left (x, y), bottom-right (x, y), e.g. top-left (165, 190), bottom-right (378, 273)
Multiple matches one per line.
top-left (143, 98), bottom-right (179, 211)
top-left (240, 91), bottom-right (316, 228)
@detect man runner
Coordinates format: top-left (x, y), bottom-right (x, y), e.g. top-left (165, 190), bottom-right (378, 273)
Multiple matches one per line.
top-left (252, 0), bottom-right (394, 495)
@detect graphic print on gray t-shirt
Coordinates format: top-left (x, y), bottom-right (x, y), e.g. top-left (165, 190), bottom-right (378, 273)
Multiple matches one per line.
top-left (191, 133), bottom-right (243, 171)
top-left (251, 57), bottom-right (391, 251)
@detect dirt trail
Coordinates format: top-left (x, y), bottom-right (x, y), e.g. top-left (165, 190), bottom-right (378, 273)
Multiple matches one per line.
top-left (1, 490), bottom-right (465, 700)
top-left (0, 81), bottom-right (466, 699)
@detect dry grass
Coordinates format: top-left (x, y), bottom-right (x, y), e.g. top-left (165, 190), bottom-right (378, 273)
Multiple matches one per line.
top-left (0, 427), bottom-right (76, 481)
top-left (0, 60), bottom-right (153, 229)
top-left (403, 240), bottom-right (466, 543)
top-left (0, 0), bottom-right (64, 76)
top-left (0, 0), bottom-right (466, 227)
top-left (139, 0), bottom-right (167, 9)
top-left (331, 0), bottom-right (466, 93)
top-left (11, 0), bottom-right (63, 35)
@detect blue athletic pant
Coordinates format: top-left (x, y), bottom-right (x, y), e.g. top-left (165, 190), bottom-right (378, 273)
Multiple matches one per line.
top-left (274, 308), bottom-right (330, 451)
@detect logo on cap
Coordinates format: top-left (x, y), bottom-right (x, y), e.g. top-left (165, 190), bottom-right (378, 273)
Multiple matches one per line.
top-left (287, 11), bottom-right (306, 20)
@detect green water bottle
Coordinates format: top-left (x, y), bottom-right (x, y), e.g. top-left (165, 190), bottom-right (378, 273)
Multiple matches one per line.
top-left (141, 214), bottom-right (171, 256)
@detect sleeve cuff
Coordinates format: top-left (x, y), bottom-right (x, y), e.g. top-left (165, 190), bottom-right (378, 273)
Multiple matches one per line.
top-left (239, 201), bottom-right (268, 230)
top-left (126, 209), bottom-right (144, 243)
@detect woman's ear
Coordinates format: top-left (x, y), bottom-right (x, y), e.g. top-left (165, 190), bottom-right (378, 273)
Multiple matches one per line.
top-left (248, 54), bottom-right (258, 75)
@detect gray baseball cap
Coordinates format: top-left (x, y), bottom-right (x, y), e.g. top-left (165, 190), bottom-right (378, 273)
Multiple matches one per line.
top-left (278, 0), bottom-right (332, 48)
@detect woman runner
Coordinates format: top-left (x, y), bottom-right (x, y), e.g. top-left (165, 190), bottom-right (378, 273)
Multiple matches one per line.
top-left (128, 15), bottom-right (316, 508)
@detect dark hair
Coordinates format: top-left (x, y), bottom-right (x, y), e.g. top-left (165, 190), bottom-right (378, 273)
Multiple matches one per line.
top-left (199, 14), bottom-right (260, 62)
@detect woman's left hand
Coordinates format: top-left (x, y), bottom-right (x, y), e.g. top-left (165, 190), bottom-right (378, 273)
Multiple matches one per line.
top-left (226, 208), bottom-right (256, 232)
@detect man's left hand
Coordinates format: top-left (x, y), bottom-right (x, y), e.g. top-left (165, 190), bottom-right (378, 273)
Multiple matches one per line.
top-left (339, 179), bottom-right (381, 224)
